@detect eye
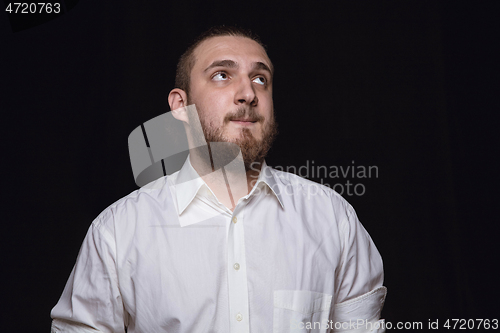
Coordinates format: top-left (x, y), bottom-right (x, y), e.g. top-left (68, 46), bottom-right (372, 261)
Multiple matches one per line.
top-left (212, 72), bottom-right (229, 81)
top-left (253, 76), bottom-right (266, 85)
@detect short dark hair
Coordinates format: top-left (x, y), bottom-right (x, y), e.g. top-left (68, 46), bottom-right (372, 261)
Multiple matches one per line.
top-left (175, 25), bottom-right (272, 95)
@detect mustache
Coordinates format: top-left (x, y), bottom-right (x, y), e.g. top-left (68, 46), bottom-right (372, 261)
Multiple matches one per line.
top-left (223, 107), bottom-right (264, 123)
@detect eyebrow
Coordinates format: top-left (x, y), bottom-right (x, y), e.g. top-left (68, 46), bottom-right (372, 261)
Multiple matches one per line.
top-left (203, 59), bottom-right (273, 77)
top-left (204, 59), bottom-right (238, 72)
top-left (252, 61), bottom-right (273, 75)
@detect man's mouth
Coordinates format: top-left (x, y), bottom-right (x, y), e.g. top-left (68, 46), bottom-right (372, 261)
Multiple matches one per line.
top-left (230, 118), bottom-right (258, 125)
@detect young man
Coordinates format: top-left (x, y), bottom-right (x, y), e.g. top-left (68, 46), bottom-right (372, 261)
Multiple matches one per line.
top-left (51, 26), bottom-right (387, 333)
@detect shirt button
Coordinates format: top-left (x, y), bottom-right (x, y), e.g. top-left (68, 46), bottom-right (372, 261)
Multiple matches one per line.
top-left (236, 313), bottom-right (243, 321)
top-left (232, 216), bottom-right (237, 223)
top-left (233, 263), bottom-right (240, 270)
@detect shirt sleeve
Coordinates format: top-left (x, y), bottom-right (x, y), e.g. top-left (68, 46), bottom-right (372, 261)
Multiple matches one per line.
top-left (50, 214), bottom-right (127, 333)
top-left (332, 202), bottom-right (387, 332)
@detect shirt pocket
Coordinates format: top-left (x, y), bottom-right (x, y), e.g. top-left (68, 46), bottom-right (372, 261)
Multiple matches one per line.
top-left (273, 290), bottom-right (333, 333)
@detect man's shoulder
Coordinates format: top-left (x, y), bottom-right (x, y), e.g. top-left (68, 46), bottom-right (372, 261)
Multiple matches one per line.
top-left (267, 167), bottom-right (354, 212)
top-left (92, 175), bottom-right (174, 229)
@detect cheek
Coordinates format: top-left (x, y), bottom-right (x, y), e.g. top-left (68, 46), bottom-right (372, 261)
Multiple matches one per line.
top-left (197, 97), bottom-right (227, 126)
top-left (261, 99), bottom-right (274, 120)
top-left (259, 90), bottom-right (273, 109)
top-left (204, 93), bottom-right (232, 120)
top-left (190, 91), bottom-right (219, 116)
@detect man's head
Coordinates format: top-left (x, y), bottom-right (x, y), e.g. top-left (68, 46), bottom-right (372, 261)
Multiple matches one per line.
top-left (174, 26), bottom-right (273, 96)
top-left (168, 26), bottom-right (278, 170)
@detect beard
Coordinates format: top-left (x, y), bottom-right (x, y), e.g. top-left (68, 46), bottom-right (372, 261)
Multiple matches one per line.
top-left (189, 104), bottom-right (278, 171)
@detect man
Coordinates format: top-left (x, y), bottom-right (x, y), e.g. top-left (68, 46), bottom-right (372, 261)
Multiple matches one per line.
top-left (51, 26), bottom-right (387, 333)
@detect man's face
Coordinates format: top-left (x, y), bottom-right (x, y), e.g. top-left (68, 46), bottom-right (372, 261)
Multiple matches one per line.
top-left (187, 36), bottom-right (277, 169)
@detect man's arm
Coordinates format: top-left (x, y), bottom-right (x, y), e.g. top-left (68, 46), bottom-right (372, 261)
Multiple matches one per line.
top-left (332, 203), bottom-right (387, 333)
top-left (51, 214), bottom-right (127, 332)
top-left (51, 318), bottom-right (103, 333)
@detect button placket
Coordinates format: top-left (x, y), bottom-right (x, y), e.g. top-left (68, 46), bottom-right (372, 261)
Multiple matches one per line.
top-left (227, 211), bottom-right (250, 332)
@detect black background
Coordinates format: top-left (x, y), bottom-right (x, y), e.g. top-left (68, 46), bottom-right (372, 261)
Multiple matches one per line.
top-left (1, 0), bottom-right (499, 331)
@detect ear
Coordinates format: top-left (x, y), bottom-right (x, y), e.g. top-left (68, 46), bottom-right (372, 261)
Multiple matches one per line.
top-left (168, 88), bottom-right (190, 123)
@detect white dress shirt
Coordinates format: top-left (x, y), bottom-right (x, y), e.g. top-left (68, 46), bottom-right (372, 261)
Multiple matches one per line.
top-left (51, 157), bottom-right (387, 333)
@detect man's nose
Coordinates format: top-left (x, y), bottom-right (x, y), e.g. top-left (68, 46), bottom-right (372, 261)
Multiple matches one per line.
top-left (234, 77), bottom-right (258, 106)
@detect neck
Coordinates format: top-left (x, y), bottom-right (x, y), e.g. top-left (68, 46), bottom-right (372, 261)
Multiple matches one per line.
top-left (189, 149), bottom-right (263, 211)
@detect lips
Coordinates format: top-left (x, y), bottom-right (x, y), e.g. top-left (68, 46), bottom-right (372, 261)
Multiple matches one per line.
top-left (230, 119), bottom-right (257, 126)
top-left (231, 118), bottom-right (257, 123)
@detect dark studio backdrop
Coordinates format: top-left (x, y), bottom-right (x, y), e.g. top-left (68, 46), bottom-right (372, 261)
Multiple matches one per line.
top-left (1, 0), bottom-right (498, 331)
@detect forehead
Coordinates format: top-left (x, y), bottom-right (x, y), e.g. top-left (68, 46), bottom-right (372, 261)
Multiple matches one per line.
top-left (192, 36), bottom-right (271, 72)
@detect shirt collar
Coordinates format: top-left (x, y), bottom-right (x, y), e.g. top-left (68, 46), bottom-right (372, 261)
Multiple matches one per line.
top-left (173, 156), bottom-right (206, 215)
top-left (250, 161), bottom-right (285, 209)
top-left (172, 156), bottom-right (285, 215)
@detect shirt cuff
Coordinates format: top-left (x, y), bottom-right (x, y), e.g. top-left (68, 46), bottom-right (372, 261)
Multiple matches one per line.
top-left (51, 319), bottom-right (102, 333)
top-left (332, 286), bottom-right (387, 333)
